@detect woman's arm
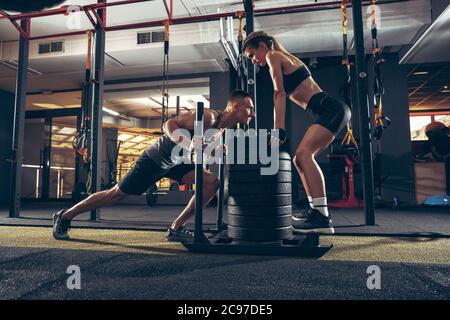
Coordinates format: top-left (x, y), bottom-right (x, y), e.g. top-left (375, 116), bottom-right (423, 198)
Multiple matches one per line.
top-left (266, 51), bottom-right (286, 130)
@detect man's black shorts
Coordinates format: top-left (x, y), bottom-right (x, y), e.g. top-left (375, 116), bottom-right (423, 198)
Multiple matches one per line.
top-left (118, 152), bottom-right (195, 195)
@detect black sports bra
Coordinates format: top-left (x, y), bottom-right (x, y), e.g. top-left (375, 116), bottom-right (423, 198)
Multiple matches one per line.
top-left (283, 65), bottom-right (311, 94)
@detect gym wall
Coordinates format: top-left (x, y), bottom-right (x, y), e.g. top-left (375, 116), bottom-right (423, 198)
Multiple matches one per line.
top-left (0, 89), bottom-right (14, 203)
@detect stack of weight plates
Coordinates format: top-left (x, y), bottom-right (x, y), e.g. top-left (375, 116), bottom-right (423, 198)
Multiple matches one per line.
top-left (227, 145), bottom-right (293, 241)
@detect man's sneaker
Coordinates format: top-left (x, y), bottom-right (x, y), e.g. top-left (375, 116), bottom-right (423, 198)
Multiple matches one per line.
top-left (292, 208), bottom-right (313, 223)
top-left (292, 209), bottom-right (334, 234)
top-left (53, 209), bottom-right (71, 240)
top-left (166, 226), bottom-right (194, 242)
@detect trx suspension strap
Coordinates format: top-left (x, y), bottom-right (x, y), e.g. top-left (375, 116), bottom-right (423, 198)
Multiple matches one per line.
top-left (236, 11), bottom-right (246, 90)
top-left (340, 0), bottom-right (359, 161)
top-left (371, 0), bottom-right (391, 140)
top-left (73, 30), bottom-right (93, 165)
top-left (161, 19), bottom-right (170, 133)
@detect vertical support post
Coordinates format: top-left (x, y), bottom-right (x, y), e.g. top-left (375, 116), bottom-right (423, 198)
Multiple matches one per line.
top-left (74, 111), bottom-right (82, 189)
top-left (244, 0), bottom-right (257, 130)
top-left (90, 0), bottom-right (106, 221)
top-left (9, 19), bottom-right (30, 218)
top-left (194, 102), bottom-right (207, 243)
top-left (216, 131), bottom-right (225, 232)
top-left (352, 0), bottom-right (375, 225)
top-left (176, 95), bottom-right (180, 116)
top-left (41, 116), bottom-right (52, 200)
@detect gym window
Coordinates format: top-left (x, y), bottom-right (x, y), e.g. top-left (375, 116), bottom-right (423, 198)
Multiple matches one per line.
top-left (410, 113), bottom-right (450, 141)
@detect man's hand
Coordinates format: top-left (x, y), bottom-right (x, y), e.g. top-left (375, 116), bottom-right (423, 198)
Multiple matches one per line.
top-left (189, 135), bottom-right (207, 153)
top-left (222, 144), bottom-right (228, 156)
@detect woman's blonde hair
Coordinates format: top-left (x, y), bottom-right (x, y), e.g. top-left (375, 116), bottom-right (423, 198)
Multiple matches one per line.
top-left (243, 31), bottom-right (301, 64)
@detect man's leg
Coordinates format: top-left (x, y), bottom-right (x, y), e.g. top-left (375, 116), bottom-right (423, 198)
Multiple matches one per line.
top-left (62, 184), bottom-right (128, 220)
top-left (170, 169), bottom-right (220, 231)
top-left (54, 150), bottom-right (159, 240)
top-left (53, 184), bottom-right (128, 240)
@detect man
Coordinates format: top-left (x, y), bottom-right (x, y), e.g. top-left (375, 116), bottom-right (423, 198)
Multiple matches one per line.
top-left (53, 90), bottom-right (255, 242)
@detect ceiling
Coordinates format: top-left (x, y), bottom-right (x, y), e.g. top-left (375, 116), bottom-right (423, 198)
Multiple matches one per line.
top-left (407, 62), bottom-right (450, 111)
top-left (399, 4), bottom-right (450, 64)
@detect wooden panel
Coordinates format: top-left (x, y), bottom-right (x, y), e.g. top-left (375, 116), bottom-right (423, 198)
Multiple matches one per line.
top-left (414, 162), bottom-right (446, 205)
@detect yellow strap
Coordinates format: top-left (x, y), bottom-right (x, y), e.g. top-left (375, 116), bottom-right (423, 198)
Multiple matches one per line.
top-left (371, 0), bottom-right (377, 28)
top-left (341, 0), bottom-right (348, 36)
top-left (236, 11), bottom-right (244, 40)
top-left (163, 19), bottom-right (170, 42)
top-left (375, 101), bottom-right (384, 126)
top-left (342, 127), bottom-right (358, 147)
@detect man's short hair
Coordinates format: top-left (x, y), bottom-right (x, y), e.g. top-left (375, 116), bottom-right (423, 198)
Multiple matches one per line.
top-left (227, 90), bottom-right (252, 104)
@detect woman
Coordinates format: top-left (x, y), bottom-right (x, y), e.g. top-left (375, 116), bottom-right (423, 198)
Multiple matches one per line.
top-left (243, 31), bottom-right (351, 234)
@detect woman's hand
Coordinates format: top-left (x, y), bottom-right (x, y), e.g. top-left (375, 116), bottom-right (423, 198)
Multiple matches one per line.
top-left (269, 128), bottom-right (288, 148)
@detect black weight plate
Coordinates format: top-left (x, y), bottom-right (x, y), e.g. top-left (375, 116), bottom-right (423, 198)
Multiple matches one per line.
top-left (228, 159), bottom-right (291, 172)
top-left (228, 171), bottom-right (292, 183)
top-left (228, 225), bottom-right (292, 241)
top-left (227, 151), bottom-right (291, 160)
top-left (227, 205), bottom-right (292, 216)
top-left (228, 183), bottom-right (291, 195)
top-left (228, 214), bottom-right (292, 228)
top-left (228, 194), bottom-right (292, 206)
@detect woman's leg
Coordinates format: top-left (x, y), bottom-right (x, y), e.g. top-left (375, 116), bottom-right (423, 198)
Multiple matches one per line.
top-left (293, 158), bottom-right (313, 208)
top-left (293, 124), bottom-right (335, 209)
top-left (292, 124), bottom-right (335, 233)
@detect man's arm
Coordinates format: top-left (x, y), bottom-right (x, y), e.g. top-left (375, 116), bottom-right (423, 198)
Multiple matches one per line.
top-left (164, 109), bottom-right (216, 150)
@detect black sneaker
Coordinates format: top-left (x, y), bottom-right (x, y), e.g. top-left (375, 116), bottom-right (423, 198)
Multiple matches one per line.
top-left (292, 208), bottom-right (313, 223)
top-left (53, 209), bottom-right (71, 240)
top-left (166, 226), bottom-right (194, 242)
top-left (293, 209), bottom-right (334, 234)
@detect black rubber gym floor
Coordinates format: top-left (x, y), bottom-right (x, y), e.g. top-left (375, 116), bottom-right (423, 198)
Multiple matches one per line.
top-left (1, 202), bottom-right (449, 237)
top-left (0, 227), bottom-right (449, 300)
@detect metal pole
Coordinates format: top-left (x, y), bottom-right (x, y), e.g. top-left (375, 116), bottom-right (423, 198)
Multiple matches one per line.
top-left (42, 116), bottom-right (52, 200)
top-left (352, 0), bottom-right (376, 225)
top-left (9, 19), bottom-right (30, 218)
top-left (176, 96), bottom-right (180, 116)
top-left (244, 0), bottom-right (257, 131)
top-left (194, 102), bottom-right (207, 243)
top-left (90, 0), bottom-right (106, 221)
top-left (216, 131), bottom-right (225, 232)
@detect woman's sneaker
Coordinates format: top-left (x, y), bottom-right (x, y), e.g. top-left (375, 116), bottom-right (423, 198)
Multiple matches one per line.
top-left (52, 209), bottom-right (71, 240)
top-left (292, 208), bottom-right (313, 223)
top-left (166, 226), bottom-right (194, 242)
top-left (292, 209), bottom-right (334, 234)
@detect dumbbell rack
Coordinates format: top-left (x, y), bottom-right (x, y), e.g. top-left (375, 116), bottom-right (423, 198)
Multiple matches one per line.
top-left (183, 102), bottom-right (332, 257)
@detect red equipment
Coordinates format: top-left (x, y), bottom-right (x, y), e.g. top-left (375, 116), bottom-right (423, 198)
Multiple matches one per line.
top-left (329, 154), bottom-right (364, 208)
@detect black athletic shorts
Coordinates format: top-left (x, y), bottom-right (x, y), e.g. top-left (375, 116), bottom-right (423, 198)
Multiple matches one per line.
top-left (118, 152), bottom-right (195, 195)
top-left (306, 92), bottom-right (351, 135)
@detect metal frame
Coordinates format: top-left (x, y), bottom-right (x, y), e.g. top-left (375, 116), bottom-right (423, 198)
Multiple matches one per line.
top-left (89, 0), bottom-right (107, 221)
top-left (352, 0), bottom-right (376, 225)
top-left (8, 19), bottom-right (30, 218)
top-left (244, 0), bottom-right (257, 131)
